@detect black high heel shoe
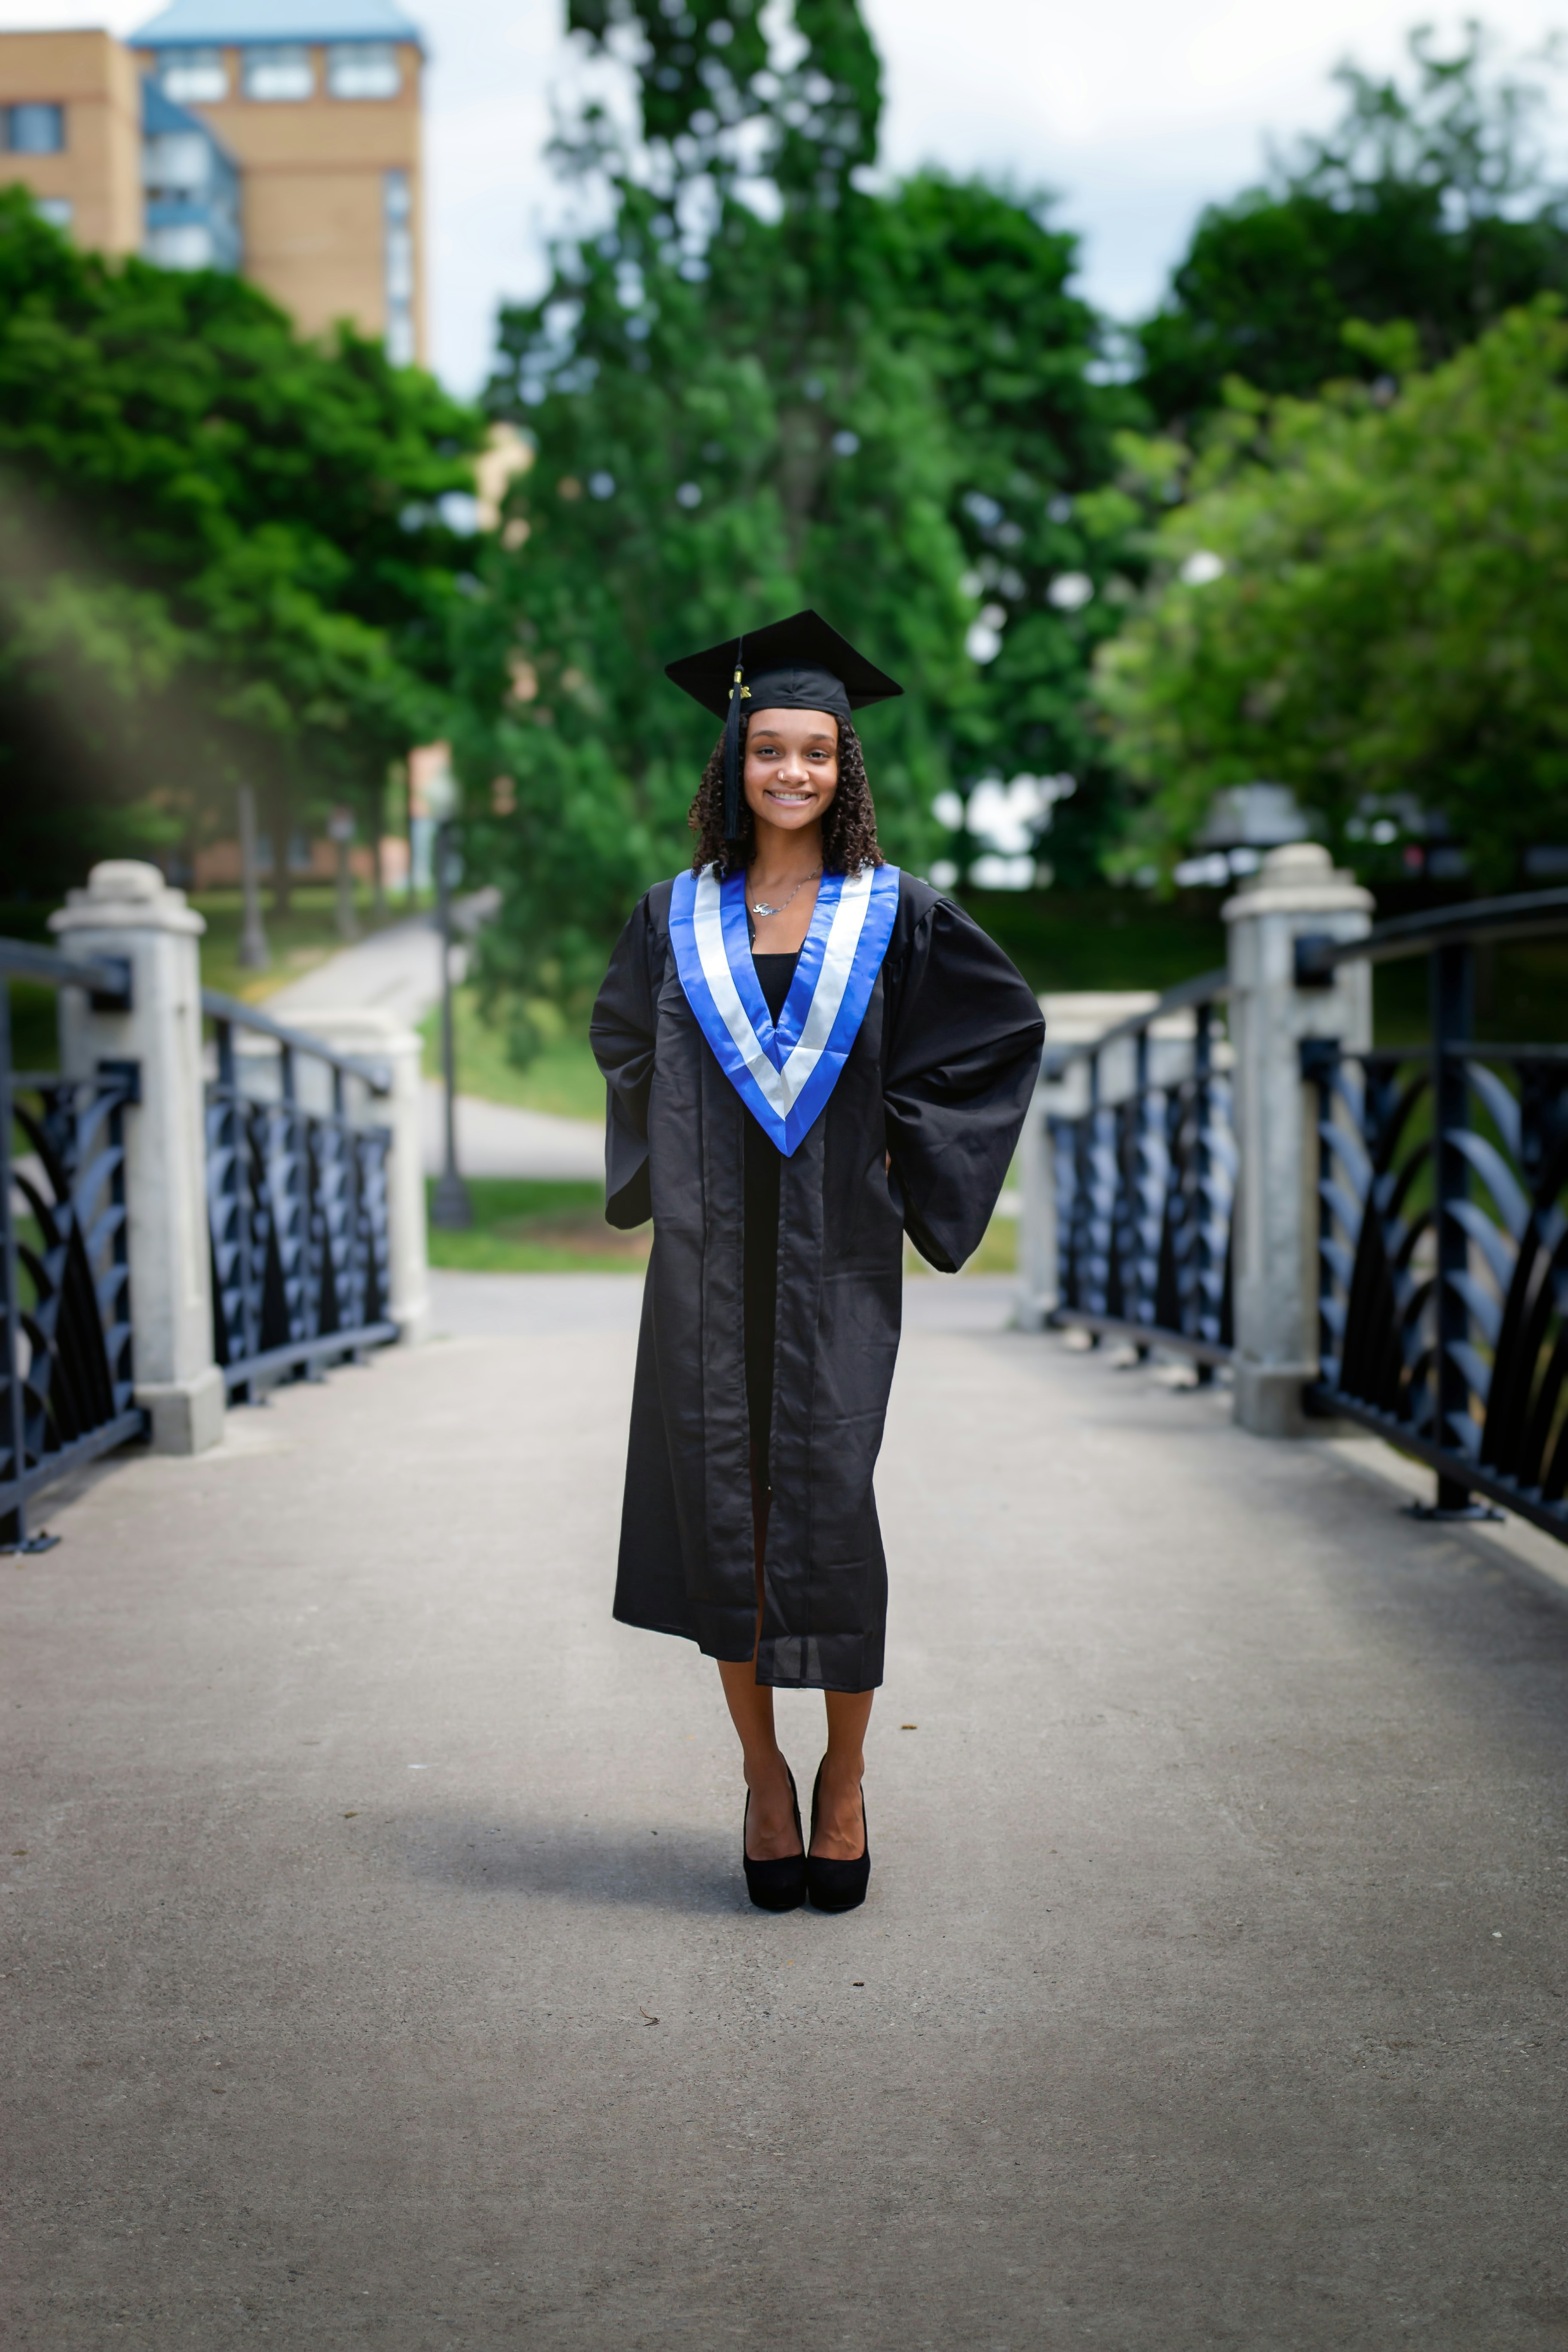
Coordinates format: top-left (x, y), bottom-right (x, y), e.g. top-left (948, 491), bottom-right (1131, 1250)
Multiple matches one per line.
top-left (743, 1763), bottom-right (806, 1912)
top-left (807, 1761), bottom-right (870, 1913)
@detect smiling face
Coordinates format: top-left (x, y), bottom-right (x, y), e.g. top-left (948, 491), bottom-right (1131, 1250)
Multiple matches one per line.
top-left (741, 706), bottom-right (840, 842)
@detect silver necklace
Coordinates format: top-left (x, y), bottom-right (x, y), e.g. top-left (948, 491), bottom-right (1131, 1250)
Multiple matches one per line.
top-left (750, 867), bottom-right (821, 921)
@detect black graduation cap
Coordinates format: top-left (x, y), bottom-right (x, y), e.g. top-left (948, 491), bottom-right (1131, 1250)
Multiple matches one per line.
top-left (665, 608), bottom-right (903, 847)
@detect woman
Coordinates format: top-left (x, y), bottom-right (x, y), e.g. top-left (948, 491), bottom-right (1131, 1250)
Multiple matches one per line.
top-left (591, 609), bottom-right (1044, 1913)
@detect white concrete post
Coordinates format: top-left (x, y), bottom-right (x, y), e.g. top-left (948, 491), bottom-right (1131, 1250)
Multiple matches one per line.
top-left (292, 1010), bottom-right (431, 1347)
top-left (49, 861), bottom-right (225, 1455)
top-left (1222, 842), bottom-right (1374, 1437)
top-left (1014, 1080), bottom-right (1058, 1332)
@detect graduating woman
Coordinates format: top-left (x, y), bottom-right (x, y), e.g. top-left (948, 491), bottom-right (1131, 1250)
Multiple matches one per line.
top-left (591, 611), bottom-right (1044, 1914)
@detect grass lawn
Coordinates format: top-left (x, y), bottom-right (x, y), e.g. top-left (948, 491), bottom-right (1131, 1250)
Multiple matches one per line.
top-left (420, 986), bottom-right (604, 1121)
top-left (425, 1178), bottom-right (649, 1273)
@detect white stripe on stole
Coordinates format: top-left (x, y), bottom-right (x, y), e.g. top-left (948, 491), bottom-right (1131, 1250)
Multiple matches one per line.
top-left (690, 864), bottom-right (876, 1121)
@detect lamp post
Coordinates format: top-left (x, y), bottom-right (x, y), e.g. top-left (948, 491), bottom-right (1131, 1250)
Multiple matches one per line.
top-left (236, 783), bottom-right (270, 970)
top-left (425, 764), bottom-right (471, 1231)
top-left (327, 804), bottom-right (360, 943)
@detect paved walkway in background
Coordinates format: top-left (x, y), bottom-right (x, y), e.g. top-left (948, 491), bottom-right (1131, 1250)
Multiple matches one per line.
top-left (6, 1277), bottom-right (1568, 2350)
top-left (263, 911), bottom-right (605, 1183)
top-left (417, 1086), bottom-right (604, 1183)
top-left (265, 912), bottom-right (447, 1033)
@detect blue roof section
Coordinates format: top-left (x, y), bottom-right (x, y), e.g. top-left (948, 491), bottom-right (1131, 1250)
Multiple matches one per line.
top-left (131, 0), bottom-right (424, 50)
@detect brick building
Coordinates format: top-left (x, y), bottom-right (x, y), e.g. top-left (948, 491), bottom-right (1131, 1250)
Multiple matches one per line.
top-left (0, 0), bottom-right (426, 362)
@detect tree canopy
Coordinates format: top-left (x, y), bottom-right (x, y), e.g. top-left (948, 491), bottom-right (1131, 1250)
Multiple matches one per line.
top-left (1138, 26), bottom-right (1568, 425)
top-left (0, 188), bottom-right (483, 899)
top-left (1095, 300), bottom-right (1568, 888)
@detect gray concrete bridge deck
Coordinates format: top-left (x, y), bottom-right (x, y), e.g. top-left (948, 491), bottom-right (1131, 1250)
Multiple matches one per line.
top-left (5, 1274), bottom-right (1567, 2350)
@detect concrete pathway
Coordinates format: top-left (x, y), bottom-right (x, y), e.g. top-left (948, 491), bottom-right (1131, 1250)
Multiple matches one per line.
top-left (265, 912), bottom-right (447, 1033)
top-left (418, 1084), bottom-right (604, 1183)
top-left (262, 909), bottom-right (605, 1183)
top-left (6, 1279), bottom-right (1568, 2349)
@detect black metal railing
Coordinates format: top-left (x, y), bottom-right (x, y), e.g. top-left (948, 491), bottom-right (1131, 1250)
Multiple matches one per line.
top-left (1, 940), bottom-right (142, 1551)
top-left (203, 991), bottom-right (396, 1400)
top-left (1047, 969), bottom-right (1237, 1374)
top-left (1298, 888), bottom-right (1568, 1537)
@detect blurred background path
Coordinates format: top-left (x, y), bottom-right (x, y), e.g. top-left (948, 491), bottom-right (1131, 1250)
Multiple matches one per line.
top-left (267, 910), bottom-right (605, 1185)
top-left (6, 1274), bottom-right (1566, 2349)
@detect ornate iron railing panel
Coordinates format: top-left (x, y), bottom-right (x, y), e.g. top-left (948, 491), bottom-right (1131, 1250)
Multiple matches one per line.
top-left (1305, 932), bottom-right (1568, 1542)
top-left (205, 1001), bottom-right (396, 1399)
top-left (1048, 979), bottom-right (1237, 1371)
top-left (2, 942), bottom-right (143, 1550)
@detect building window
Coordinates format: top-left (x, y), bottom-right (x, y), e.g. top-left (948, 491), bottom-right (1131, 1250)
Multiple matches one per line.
top-left (242, 46), bottom-right (313, 102)
top-left (34, 196), bottom-right (74, 233)
top-left (143, 132), bottom-right (212, 196)
top-left (327, 43), bottom-right (401, 99)
top-left (144, 221), bottom-right (216, 270)
top-left (4, 103), bottom-right (65, 154)
top-left (159, 49), bottom-right (227, 103)
top-left (383, 168), bottom-right (414, 364)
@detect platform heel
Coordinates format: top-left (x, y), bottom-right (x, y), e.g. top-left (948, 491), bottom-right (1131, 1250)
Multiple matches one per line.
top-left (743, 1764), bottom-right (806, 1912)
top-left (806, 1761), bottom-right (870, 1913)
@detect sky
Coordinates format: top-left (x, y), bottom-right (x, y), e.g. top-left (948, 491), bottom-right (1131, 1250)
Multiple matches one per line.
top-left (5, 0), bottom-right (1566, 390)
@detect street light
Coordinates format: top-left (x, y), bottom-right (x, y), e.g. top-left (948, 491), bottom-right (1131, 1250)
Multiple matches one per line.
top-left (327, 804), bottom-right (360, 943)
top-left (424, 760), bottom-right (472, 1231)
top-left (236, 783), bottom-right (271, 971)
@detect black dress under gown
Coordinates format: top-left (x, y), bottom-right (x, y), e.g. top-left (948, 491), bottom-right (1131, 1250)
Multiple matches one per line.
top-left (590, 869), bottom-right (1044, 1693)
top-left (744, 951), bottom-right (797, 1494)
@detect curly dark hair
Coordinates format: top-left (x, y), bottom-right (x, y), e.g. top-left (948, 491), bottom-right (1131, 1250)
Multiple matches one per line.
top-left (687, 713), bottom-right (885, 878)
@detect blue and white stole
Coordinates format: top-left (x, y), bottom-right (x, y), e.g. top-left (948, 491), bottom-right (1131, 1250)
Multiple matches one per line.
top-left (668, 862), bottom-right (901, 1157)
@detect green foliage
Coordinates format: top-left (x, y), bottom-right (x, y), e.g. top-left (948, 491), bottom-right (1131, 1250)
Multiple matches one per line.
top-left (875, 175), bottom-right (1141, 882)
top-left (1139, 25), bottom-right (1568, 424)
top-left (0, 189), bottom-right (484, 896)
top-left (1095, 300), bottom-right (1568, 885)
top-left (458, 0), bottom-right (1127, 1048)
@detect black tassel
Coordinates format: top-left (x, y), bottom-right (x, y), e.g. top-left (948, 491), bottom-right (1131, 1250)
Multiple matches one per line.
top-left (722, 636), bottom-right (746, 848)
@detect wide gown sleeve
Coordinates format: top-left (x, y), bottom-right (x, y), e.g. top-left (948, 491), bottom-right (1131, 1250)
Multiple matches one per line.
top-left (884, 896), bottom-right (1045, 1274)
top-left (589, 894), bottom-right (660, 1229)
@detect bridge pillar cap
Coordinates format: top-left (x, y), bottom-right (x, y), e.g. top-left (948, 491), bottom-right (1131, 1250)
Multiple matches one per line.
top-left (50, 859), bottom-right (204, 936)
top-left (1222, 839), bottom-right (1372, 923)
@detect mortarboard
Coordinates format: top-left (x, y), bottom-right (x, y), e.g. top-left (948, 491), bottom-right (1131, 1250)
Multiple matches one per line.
top-left (665, 608), bottom-right (903, 848)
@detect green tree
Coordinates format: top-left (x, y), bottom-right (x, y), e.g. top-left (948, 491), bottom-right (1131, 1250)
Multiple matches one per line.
top-left (1095, 301), bottom-right (1568, 887)
top-left (0, 189), bottom-right (484, 902)
top-left (1139, 24), bottom-right (1568, 426)
top-left (876, 172), bottom-right (1140, 882)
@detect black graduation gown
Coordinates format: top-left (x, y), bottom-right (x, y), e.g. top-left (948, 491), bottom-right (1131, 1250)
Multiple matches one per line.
top-left (589, 869), bottom-right (1045, 1693)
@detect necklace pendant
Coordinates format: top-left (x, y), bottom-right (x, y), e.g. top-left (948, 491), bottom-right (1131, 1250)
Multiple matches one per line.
top-left (748, 866), bottom-right (821, 925)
